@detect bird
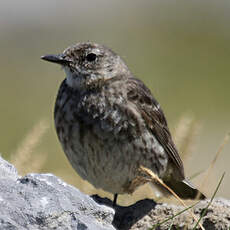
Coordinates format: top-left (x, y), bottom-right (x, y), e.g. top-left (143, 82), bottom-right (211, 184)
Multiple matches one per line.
top-left (41, 42), bottom-right (205, 206)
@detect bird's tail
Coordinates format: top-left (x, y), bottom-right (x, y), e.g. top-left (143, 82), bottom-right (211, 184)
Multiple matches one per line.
top-left (164, 178), bottom-right (206, 200)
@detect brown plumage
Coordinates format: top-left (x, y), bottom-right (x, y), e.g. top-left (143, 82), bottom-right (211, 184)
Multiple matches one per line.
top-left (41, 42), bottom-right (206, 205)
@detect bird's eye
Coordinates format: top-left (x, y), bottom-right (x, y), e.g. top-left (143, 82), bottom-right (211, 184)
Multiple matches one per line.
top-left (86, 53), bottom-right (97, 62)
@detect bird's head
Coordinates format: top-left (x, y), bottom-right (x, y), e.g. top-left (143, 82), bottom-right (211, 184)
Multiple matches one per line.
top-left (41, 42), bottom-right (129, 89)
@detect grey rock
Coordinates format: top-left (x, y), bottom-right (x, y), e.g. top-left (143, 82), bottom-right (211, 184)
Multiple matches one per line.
top-left (93, 193), bottom-right (230, 230)
top-left (0, 155), bottom-right (230, 230)
top-left (127, 198), bottom-right (230, 230)
top-left (0, 154), bottom-right (18, 180)
top-left (0, 156), bottom-right (115, 230)
top-left (129, 198), bottom-right (230, 230)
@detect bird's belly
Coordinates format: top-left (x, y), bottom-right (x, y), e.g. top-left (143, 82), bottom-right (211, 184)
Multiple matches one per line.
top-left (57, 119), bottom-right (168, 194)
top-left (59, 122), bottom-right (134, 194)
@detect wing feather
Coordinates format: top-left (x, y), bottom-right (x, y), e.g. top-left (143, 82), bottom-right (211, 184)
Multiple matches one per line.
top-left (126, 77), bottom-right (185, 178)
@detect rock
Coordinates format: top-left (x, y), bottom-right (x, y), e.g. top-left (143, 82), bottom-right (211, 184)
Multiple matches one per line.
top-left (93, 195), bottom-right (230, 230)
top-left (0, 154), bottom-right (18, 180)
top-left (0, 156), bottom-right (115, 230)
top-left (130, 198), bottom-right (230, 230)
top-left (0, 155), bottom-right (229, 230)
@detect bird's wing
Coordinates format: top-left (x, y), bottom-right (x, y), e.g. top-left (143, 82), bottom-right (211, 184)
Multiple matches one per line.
top-left (126, 77), bottom-right (185, 178)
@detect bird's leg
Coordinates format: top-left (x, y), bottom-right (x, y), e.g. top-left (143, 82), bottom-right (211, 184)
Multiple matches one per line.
top-left (113, 194), bottom-right (118, 206)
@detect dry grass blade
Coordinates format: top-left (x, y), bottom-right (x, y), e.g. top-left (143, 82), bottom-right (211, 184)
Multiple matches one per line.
top-left (201, 132), bottom-right (230, 189)
top-left (173, 114), bottom-right (201, 161)
top-left (188, 170), bottom-right (205, 180)
top-left (10, 118), bottom-right (49, 175)
top-left (25, 152), bottom-right (47, 174)
top-left (139, 166), bottom-right (205, 230)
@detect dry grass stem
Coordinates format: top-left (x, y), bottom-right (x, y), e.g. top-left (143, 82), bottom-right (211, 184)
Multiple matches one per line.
top-left (10, 118), bottom-right (49, 175)
top-left (25, 152), bottom-right (47, 174)
top-left (201, 132), bottom-right (230, 190)
top-left (139, 165), bottom-right (205, 230)
top-left (173, 114), bottom-right (201, 161)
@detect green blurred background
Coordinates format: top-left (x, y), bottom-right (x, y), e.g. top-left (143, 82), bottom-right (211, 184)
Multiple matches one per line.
top-left (0, 0), bottom-right (229, 203)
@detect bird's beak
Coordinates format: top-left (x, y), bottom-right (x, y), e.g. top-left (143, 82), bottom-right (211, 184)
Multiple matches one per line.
top-left (41, 54), bottom-right (70, 65)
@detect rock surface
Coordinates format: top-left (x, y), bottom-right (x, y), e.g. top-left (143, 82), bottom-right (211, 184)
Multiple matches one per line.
top-left (0, 155), bottom-right (115, 230)
top-left (0, 155), bottom-right (229, 230)
top-left (93, 195), bottom-right (230, 230)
